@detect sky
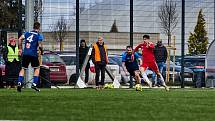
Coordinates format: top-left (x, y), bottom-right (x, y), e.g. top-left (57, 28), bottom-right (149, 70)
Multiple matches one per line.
top-left (41, 0), bottom-right (103, 31)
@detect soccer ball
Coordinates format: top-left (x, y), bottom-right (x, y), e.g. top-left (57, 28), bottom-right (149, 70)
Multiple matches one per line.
top-left (104, 83), bottom-right (114, 89)
top-left (135, 84), bottom-right (142, 91)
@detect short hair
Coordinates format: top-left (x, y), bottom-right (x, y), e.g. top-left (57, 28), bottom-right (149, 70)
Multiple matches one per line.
top-left (126, 45), bottom-right (132, 49)
top-left (143, 35), bottom-right (150, 39)
top-left (33, 22), bottom-right (40, 30)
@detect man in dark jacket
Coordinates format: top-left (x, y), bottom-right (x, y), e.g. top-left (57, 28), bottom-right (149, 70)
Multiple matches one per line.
top-left (79, 39), bottom-right (90, 83)
top-left (92, 36), bottom-right (108, 89)
top-left (152, 40), bottom-right (167, 86)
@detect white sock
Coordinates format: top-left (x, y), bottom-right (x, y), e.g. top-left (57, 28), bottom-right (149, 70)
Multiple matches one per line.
top-left (158, 73), bottom-right (166, 86)
top-left (142, 72), bottom-right (152, 87)
top-left (32, 83), bottom-right (37, 87)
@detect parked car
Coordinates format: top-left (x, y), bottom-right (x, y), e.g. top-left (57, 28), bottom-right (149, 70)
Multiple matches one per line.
top-left (177, 55), bottom-right (205, 87)
top-left (58, 53), bottom-right (76, 85)
top-left (58, 53), bottom-right (95, 85)
top-left (162, 61), bottom-right (194, 86)
top-left (58, 52), bottom-right (121, 85)
top-left (42, 51), bottom-right (67, 84)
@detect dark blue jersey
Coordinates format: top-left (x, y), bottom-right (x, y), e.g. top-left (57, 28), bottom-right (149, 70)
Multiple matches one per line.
top-left (23, 31), bottom-right (43, 57)
top-left (122, 52), bottom-right (140, 71)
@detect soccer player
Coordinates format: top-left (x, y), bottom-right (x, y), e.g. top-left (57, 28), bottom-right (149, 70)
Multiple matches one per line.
top-left (17, 22), bottom-right (43, 92)
top-left (122, 46), bottom-right (142, 90)
top-left (134, 35), bottom-right (169, 91)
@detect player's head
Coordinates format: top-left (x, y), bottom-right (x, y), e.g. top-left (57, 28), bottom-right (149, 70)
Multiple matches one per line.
top-left (157, 40), bottom-right (162, 46)
top-left (33, 22), bottom-right (40, 31)
top-left (9, 37), bottom-right (16, 46)
top-left (126, 45), bottom-right (133, 54)
top-left (143, 35), bottom-right (150, 42)
top-left (97, 36), bottom-right (103, 45)
top-left (80, 39), bottom-right (86, 47)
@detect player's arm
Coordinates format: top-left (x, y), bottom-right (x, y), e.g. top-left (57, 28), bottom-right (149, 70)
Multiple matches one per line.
top-left (148, 42), bottom-right (155, 49)
top-left (164, 46), bottom-right (168, 62)
top-left (18, 35), bottom-right (25, 55)
top-left (121, 53), bottom-right (129, 75)
top-left (134, 52), bottom-right (142, 66)
top-left (38, 41), bottom-right (43, 55)
top-left (38, 34), bottom-right (44, 55)
top-left (122, 62), bottom-right (129, 76)
top-left (91, 46), bottom-right (96, 64)
top-left (18, 35), bottom-right (24, 49)
top-left (133, 44), bottom-right (141, 53)
top-left (138, 58), bottom-right (142, 66)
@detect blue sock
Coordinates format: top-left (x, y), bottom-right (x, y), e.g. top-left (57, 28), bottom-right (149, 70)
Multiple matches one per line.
top-left (33, 76), bottom-right (39, 85)
top-left (18, 76), bottom-right (24, 84)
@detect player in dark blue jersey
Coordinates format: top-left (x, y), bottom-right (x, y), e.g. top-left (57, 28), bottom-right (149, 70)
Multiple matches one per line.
top-left (122, 46), bottom-right (143, 89)
top-left (17, 22), bottom-right (43, 92)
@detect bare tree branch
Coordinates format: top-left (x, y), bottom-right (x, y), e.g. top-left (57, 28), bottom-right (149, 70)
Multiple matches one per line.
top-left (158, 0), bottom-right (178, 45)
top-left (49, 16), bottom-right (71, 51)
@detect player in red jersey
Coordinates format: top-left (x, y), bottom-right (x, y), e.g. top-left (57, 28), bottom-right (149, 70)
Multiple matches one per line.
top-left (134, 35), bottom-right (169, 91)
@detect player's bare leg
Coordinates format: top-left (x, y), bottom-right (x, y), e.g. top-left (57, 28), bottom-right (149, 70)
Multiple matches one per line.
top-left (140, 67), bottom-right (152, 87)
top-left (156, 72), bottom-right (169, 91)
top-left (134, 71), bottom-right (142, 91)
top-left (134, 71), bottom-right (141, 84)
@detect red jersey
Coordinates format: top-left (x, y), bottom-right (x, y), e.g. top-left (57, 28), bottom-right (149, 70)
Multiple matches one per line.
top-left (134, 41), bottom-right (155, 62)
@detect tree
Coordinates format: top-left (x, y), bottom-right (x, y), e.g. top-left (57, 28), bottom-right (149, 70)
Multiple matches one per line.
top-left (188, 9), bottom-right (208, 55)
top-left (34, 0), bottom-right (43, 22)
top-left (50, 16), bottom-right (71, 51)
top-left (0, 0), bottom-right (19, 29)
top-left (158, 0), bottom-right (178, 83)
top-left (110, 20), bottom-right (118, 32)
top-left (158, 0), bottom-right (178, 45)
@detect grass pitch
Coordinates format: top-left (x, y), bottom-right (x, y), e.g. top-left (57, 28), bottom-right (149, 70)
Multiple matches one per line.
top-left (0, 88), bottom-right (215, 121)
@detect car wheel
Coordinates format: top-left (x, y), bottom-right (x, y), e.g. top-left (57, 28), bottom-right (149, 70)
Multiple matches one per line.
top-left (69, 74), bottom-right (77, 85)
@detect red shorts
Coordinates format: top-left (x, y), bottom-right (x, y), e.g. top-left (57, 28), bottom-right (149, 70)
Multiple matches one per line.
top-left (141, 61), bottom-right (159, 73)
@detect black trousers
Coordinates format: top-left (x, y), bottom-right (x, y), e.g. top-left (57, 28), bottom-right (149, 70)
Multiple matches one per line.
top-left (95, 64), bottom-right (106, 86)
top-left (5, 61), bottom-right (21, 87)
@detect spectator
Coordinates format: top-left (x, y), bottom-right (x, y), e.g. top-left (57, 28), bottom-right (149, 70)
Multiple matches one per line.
top-left (152, 40), bottom-right (167, 87)
top-left (92, 36), bottom-right (108, 90)
top-left (79, 39), bottom-right (90, 83)
top-left (3, 37), bottom-right (21, 88)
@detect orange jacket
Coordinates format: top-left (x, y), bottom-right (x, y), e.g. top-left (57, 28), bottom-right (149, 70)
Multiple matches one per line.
top-left (92, 43), bottom-right (108, 64)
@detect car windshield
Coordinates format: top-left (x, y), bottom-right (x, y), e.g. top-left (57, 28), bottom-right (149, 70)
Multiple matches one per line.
top-left (108, 56), bottom-right (122, 66)
top-left (184, 59), bottom-right (205, 67)
top-left (43, 54), bottom-right (65, 64)
top-left (60, 56), bottom-right (76, 65)
top-left (108, 57), bottom-right (117, 65)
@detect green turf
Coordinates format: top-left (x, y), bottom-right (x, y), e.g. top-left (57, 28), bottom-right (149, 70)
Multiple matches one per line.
top-left (0, 88), bottom-right (215, 121)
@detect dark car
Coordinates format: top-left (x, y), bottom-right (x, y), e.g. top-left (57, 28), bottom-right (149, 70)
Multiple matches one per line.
top-left (177, 55), bottom-right (205, 87)
top-left (162, 61), bottom-right (194, 86)
top-left (42, 51), bottom-right (67, 84)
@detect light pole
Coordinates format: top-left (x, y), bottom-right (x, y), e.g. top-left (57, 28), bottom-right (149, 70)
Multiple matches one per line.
top-left (76, 0), bottom-right (80, 81)
top-left (181, 0), bottom-right (185, 88)
top-left (130, 0), bottom-right (133, 88)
